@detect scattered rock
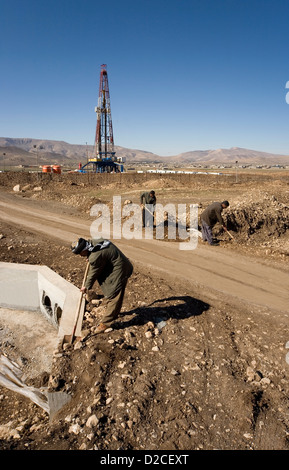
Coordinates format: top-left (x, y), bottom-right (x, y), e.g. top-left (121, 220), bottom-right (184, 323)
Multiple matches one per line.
top-left (86, 415), bottom-right (99, 428)
top-left (0, 423), bottom-right (20, 440)
top-left (69, 423), bottom-right (82, 435)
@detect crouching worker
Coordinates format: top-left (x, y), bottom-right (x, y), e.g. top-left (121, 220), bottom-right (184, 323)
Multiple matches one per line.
top-left (71, 237), bottom-right (133, 334)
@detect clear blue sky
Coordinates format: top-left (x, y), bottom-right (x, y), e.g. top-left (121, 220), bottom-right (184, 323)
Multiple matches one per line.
top-left (1, 0), bottom-right (289, 156)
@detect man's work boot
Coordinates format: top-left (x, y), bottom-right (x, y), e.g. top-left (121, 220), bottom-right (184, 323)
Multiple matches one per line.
top-left (93, 323), bottom-right (108, 334)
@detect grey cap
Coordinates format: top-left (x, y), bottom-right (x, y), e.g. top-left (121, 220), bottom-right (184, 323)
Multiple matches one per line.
top-left (71, 238), bottom-right (88, 254)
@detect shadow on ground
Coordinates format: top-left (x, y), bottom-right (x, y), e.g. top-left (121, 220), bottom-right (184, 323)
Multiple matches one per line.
top-left (114, 295), bottom-right (210, 330)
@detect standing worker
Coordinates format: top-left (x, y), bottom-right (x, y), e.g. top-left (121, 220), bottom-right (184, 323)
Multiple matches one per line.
top-left (200, 201), bottom-right (230, 246)
top-left (71, 237), bottom-right (133, 334)
top-left (140, 190), bottom-right (156, 227)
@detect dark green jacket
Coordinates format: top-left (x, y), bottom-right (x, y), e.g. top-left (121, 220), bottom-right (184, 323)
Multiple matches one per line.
top-left (85, 239), bottom-right (133, 299)
top-left (200, 202), bottom-right (224, 228)
top-left (140, 192), bottom-right (156, 205)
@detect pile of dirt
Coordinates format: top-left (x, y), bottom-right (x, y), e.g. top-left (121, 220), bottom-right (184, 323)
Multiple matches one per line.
top-left (11, 180), bottom-right (104, 215)
top-left (138, 178), bottom-right (182, 189)
top-left (220, 190), bottom-right (289, 255)
top-left (223, 190), bottom-right (289, 237)
top-left (169, 188), bottom-right (289, 258)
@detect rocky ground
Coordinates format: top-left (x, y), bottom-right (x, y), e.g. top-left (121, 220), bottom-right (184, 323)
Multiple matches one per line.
top-left (0, 171), bottom-right (289, 452)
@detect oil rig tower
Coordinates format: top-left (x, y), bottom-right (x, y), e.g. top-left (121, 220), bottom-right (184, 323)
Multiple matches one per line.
top-left (95, 64), bottom-right (115, 160)
top-left (79, 64), bottom-right (123, 173)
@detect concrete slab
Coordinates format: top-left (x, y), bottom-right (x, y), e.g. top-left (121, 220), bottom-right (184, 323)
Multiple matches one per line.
top-left (0, 262), bottom-right (85, 339)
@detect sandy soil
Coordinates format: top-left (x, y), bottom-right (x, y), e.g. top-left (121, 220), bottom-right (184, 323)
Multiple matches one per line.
top-left (0, 171), bottom-right (288, 451)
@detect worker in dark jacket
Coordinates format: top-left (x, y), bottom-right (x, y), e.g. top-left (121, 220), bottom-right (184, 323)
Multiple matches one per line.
top-left (72, 237), bottom-right (133, 334)
top-left (200, 201), bottom-right (230, 246)
top-left (140, 190), bottom-right (156, 227)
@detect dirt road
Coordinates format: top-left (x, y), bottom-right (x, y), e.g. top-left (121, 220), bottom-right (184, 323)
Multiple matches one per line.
top-left (1, 192), bottom-right (288, 315)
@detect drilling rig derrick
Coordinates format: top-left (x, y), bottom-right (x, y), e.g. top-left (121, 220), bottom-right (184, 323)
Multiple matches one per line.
top-left (94, 64), bottom-right (115, 161)
top-left (79, 64), bottom-right (123, 173)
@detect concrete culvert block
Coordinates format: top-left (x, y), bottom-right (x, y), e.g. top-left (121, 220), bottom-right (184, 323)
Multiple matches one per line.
top-left (0, 261), bottom-right (85, 358)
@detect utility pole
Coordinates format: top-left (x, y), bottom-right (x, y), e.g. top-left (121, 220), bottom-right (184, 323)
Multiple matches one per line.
top-left (33, 145), bottom-right (38, 180)
top-left (33, 144), bottom-right (44, 180)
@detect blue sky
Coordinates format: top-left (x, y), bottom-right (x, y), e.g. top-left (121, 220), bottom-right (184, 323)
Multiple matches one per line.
top-left (1, 0), bottom-right (289, 156)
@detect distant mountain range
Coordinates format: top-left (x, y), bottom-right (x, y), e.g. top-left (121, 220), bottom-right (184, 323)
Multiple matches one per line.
top-left (0, 137), bottom-right (289, 166)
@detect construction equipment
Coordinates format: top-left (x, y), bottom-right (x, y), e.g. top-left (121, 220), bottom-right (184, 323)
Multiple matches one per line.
top-left (142, 204), bottom-right (154, 217)
top-left (142, 204), bottom-right (156, 228)
top-left (63, 261), bottom-right (89, 344)
top-left (224, 228), bottom-right (235, 240)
